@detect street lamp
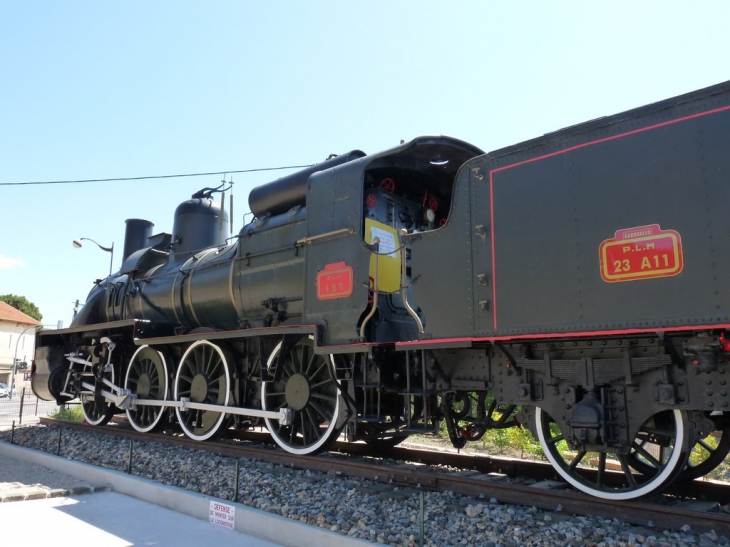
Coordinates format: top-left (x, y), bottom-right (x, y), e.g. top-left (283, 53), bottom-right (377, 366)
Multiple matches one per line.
top-left (73, 238), bottom-right (114, 275)
top-left (10, 324), bottom-right (51, 400)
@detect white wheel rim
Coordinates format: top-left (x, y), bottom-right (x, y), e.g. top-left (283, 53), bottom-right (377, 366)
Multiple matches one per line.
top-left (174, 340), bottom-right (230, 441)
top-left (81, 365), bottom-right (115, 426)
top-left (124, 345), bottom-right (169, 433)
top-left (261, 338), bottom-right (341, 455)
top-left (535, 407), bottom-right (686, 500)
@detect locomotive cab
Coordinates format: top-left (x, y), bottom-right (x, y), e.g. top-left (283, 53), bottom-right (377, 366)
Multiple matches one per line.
top-left (297, 136), bottom-right (483, 344)
top-left (358, 137), bottom-right (484, 342)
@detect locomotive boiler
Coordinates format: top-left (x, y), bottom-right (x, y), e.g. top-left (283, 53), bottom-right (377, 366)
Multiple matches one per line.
top-left (33, 80), bottom-right (730, 500)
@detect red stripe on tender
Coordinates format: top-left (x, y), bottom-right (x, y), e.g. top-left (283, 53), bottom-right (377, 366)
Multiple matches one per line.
top-left (491, 105), bottom-right (730, 176)
top-left (395, 324), bottom-right (730, 348)
top-left (490, 170), bottom-right (498, 329)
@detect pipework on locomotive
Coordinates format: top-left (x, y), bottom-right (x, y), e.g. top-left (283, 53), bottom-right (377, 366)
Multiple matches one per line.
top-left (33, 81), bottom-right (730, 500)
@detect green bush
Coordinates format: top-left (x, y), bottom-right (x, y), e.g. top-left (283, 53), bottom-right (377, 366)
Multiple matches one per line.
top-left (484, 424), bottom-right (547, 460)
top-left (49, 404), bottom-right (85, 423)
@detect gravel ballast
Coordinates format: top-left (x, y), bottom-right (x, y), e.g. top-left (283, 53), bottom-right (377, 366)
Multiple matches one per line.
top-left (1, 425), bottom-right (727, 547)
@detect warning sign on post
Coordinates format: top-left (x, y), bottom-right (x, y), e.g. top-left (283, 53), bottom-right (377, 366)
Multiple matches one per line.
top-left (209, 501), bottom-right (235, 530)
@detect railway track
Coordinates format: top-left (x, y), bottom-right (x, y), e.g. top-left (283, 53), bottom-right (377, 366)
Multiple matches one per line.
top-left (30, 417), bottom-right (730, 537)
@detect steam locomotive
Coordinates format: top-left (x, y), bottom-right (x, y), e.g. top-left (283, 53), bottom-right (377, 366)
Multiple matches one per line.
top-left (33, 80), bottom-right (730, 500)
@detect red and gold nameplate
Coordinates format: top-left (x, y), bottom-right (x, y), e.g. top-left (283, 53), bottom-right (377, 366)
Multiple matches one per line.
top-left (316, 262), bottom-right (354, 300)
top-left (599, 224), bottom-right (683, 283)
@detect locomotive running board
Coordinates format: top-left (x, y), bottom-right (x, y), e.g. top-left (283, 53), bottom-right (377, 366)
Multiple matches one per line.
top-left (78, 381), bottom-right (294, 425)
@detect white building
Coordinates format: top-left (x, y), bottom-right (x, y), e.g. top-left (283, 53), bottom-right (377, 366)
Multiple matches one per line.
top-left (0, 301), bottom-right (41, 393)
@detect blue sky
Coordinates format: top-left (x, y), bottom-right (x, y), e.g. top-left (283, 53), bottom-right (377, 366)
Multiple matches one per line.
top-left (1, 1), bottom-right (729, 327)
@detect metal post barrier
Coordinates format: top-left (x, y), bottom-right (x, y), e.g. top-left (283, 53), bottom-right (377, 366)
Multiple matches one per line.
top-left (419, 491), bottom-right (425, 547)
top-left (127, 439), bottom-right (133, 474)
top-left (233, 459), bottom-right (240, 503)
top-left (10, 421), bottom-right (15, 444)
top-left (18, 388), bottom-right (25, 425)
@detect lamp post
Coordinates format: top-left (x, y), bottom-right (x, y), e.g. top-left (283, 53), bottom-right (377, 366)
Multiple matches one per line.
top-left (73, 238), bottom-right (114, 275)
top-left (10, 324), bottom-right (49, 400)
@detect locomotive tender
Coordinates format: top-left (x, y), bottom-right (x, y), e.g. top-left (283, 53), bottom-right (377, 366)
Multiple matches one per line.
top-left (33, 80), bottom-right (730, 500)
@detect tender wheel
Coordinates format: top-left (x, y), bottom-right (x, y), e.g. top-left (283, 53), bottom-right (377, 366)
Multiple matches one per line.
top-left (174, 340), bottom-right (231, 441)
top-left (484, 397), bottom-right (518, 430)
top-left (535, 408), bottom-right (690, 500)
top-left (81, 363), bottom-right (115, 426)
top-left (442, 392), bottom-right (516, 443)
top-left (261, 337), bottom-right (342, 455)
top-left (125, 345), bottom-right (170, 433)
top-left (626, 413), bottom-right (730, 482)
top-left (680, 422), bottom-right (730, 481)
top-left (445, 391), bottom-right (471, 420)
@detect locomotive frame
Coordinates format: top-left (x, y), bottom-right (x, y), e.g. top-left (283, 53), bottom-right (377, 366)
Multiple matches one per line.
top-left (32, 80), bottom-right (730, 501)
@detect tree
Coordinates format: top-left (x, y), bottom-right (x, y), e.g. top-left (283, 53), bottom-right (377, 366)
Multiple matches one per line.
top-left (0, 294), bottom-right (42, 322)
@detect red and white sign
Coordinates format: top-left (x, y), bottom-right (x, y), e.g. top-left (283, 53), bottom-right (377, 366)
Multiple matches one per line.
top-left (316, 262), bottom-right (354, 300)
top-left (599, 224), bottom-right (683, 283)
top-left (209, 501), bottom-right (235, 530)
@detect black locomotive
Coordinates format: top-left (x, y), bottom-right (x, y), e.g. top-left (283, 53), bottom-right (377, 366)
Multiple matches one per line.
top-left (33, 80), bottom-right (730, 500)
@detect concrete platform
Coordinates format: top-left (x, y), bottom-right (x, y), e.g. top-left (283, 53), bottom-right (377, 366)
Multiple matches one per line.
top-left (0, 441), bottom-right (373, 547)
top-left (0, 491), bottom-right (283, 546)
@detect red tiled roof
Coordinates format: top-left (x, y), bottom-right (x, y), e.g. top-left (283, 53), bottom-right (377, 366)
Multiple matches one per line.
top-left (0, 301), bottom-right (41, 326)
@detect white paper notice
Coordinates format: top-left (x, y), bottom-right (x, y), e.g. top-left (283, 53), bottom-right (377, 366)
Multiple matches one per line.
top-left (370, 227), bottom-right (397, 257)
top-left (209, 501), bottom-right (236, 530)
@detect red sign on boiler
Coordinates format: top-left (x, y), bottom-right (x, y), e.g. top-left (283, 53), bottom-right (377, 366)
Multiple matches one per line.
top-left (316, 262), bottom-right (354, 300)
top-left (599, 224), bottom-right (683, 283)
